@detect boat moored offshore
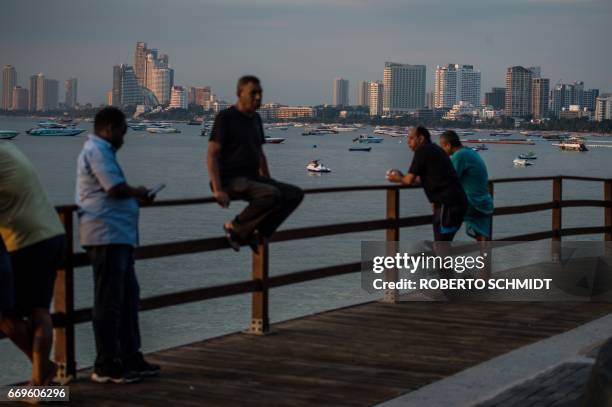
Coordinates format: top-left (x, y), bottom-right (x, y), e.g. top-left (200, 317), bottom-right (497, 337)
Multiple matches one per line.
top-left (29, 127), bottom-right (85, 136)
top-left (0, 130), bottom-right (19, 140)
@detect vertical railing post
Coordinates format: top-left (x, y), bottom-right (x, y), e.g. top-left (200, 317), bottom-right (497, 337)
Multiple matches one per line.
top-left (605, 180), bottom-right (612, 242)
top-left (53, 208), bottom-right (76, 383)
top-left (552, 177), bottom-right (563, 262)
top-left (382, 187), bottom-right (400, 304)
top-left (246, 235), bottom-right (270, 335)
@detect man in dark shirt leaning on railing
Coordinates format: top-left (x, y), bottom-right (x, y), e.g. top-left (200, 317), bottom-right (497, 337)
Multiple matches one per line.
top-left (207, 75), bottom-right (304, 251)
top-left (386, 126), bottom-right (467, 241)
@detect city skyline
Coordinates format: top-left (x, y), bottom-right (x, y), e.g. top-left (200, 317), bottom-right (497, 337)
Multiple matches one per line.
top-left (1, 0), bottom-right (610, 106)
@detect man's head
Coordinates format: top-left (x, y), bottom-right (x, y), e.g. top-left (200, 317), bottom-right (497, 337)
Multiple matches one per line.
top-left (236, 75), bottom-right (262, 113)
top-left (439, 130), bottom-right (462, 155)
top-left (407, 126), bottom-right (431, 152)
top-left (94, 107), bottom-right (127, 149)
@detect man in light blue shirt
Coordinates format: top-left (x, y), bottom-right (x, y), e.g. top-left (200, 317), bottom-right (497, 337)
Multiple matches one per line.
top-left (76, 107), bottom-right (160, 384)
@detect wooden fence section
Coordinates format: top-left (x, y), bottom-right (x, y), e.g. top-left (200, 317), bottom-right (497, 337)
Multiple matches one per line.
top-left (2, 175), bottom-right (611, 383)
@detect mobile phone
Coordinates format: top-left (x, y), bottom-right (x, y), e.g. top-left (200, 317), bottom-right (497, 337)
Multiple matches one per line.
top-left (148, 183), bottom-right (166, 197)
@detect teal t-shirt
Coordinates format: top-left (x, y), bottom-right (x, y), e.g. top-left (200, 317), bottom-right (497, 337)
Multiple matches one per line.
top-left (450, 148), bottom-right (493, 215)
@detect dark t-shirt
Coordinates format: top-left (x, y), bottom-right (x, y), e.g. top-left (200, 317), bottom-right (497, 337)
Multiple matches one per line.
top-left (209, 106), bottom-right (266, 180)
top-left (408, 142), bottom-right (467, 206)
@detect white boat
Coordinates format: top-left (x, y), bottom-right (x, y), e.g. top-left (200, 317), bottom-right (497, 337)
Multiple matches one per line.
top-left (517, 152), bottom-right (537, 159)
top-left (353, 134), bottom-right (383, 144)
top-left (307, 160), bottom-right (331, 173)
top-left (553, 143), bottom-right (588, 152)
top-left (331, 125), bottom-right (359, 132)
top-left (513, 158), bottom-right (533, 166)
top-left (146, 126), bottom-right (181, 134)
top-left (29, 127), bottom-right (85, 136)
top-left (0, 130), bottom-right (19, 140)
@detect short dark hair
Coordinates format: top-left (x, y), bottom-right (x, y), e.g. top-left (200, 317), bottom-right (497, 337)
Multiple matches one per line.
top-left (440, 130), bottom-right (462, 147)
top-left (94, 106), bottom-right (126, 133)
top-left (236, 75), bottom-right (261, 96)
top-left (414, 126), bottom-right (431, 142)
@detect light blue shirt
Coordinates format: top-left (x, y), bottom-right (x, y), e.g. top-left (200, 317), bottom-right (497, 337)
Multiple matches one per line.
top-left (76, 134), bottom-right (139, 247)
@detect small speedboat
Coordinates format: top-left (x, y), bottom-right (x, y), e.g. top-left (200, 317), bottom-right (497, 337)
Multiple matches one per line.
top-left (307, 160), bottom-right (331, 173)
top-left (518, 152), bottom-right (537, 160)
top-left (146, 126), bottom-right (181, 134)
top-left (513, 158), bottom-right (533, 166)
top-left (0, 130), bottom-right (19, 140)
top-left (264, 137), bottom-right (286, 144)
top-left (127, 122), bottom-right (146, 131)
top-left (353, 134), bottom-right (383, 144)
top-left (349, 146), bottom-right (371, 152)
top-left (471, 144), bottom-right (488, 151)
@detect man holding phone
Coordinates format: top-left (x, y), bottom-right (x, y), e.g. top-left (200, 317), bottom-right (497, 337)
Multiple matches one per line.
top-left (75, 107), bottom-right (160, 384)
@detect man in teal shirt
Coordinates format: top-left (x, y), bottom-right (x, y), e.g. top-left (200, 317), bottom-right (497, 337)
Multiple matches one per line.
top-left (439, 131), bottom-right (493, 241)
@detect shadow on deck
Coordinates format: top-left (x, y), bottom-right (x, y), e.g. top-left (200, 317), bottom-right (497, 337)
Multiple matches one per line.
top-left (62, 301), bottom-right (612, 406)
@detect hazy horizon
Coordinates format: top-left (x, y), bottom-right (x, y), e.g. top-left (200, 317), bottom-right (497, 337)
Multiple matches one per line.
top-left (1, 0), bottom-right (610, 106)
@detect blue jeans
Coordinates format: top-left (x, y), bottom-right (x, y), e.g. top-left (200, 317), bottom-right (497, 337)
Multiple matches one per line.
top-left (87, 244), bottom-right (141, 368)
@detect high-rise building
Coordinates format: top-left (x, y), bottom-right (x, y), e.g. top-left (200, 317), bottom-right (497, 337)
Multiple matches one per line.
top-left (65, 78), bottom-right (78, 108)
top-left (169, 86), bottom-right (188, 109)
top-left (572, 81), bottom-right (585, 108)
top-left (383, 62), bottom-right (426, 114)
top-left (134, 42), bottom-right (148, 87)
top-left (112, 64), bottom-right (144, 107)
top-left (2, 65), bottom-right (17, 110)
top-left (332, 78), bottom-right (349, 106)
top-left (29, 75), bottom-right (38, 111)
top-left (186, 87), bottom-right (196, 105)
top-left (434, 64), bottom-right (481, 109)
top-left (531, 78), bottom-right (550, 119)
top-left (505, 66), bottom-right (532, 118)
top-left (35, 73), bottom-right (45, 111)
top-left (150, 68), bottom-right (173, 104)
top-left (595, 95), bottom-right (612, 121)
top-left (584, 89), bottom-right (600, 111)
top-left (43, 79), bottom-right (59, 111)
top-left (550, 82), bottom-right (587, 118)
top-left (194, 87), bottom-right (212, 106)
top-left (484, 87), bottom-right (506, 110)
top-left (11, 86), bottom-right (28, 111)
top-left (357, 81), bottom-right (371, 107)
top-left (369, 81), bottom-right (384, 116)
top-left (106, 90), bottom-right (113, 106)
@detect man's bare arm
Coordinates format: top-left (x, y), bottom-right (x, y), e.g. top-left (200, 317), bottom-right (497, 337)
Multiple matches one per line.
top-left (207, 141), bottom-right (229, 207)
top-left (258, 150), bottom-right (271, 178)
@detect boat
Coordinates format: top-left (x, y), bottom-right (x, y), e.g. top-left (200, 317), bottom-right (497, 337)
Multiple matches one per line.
top-left (554, 143), bottom-right (588, 152)
top-left (373, 126), bottom-right (407, 137)
top-left (306, 160), bottom-right (331, 173)
top-left (513, 158), bottom-right (533, 166)
top-left (187, 119), bottom-right (202, 125)
top-left (490, 132), bottom-right (513, 136)
top-left (353, 134), bottom-right (383, 144)
top-left (543, 134), bottom-right (570, 141)
top-left (302, 128), bottom-right (338, 136)
top-left (127, 122), bottom-right (146, 131)
top-left (29, 127), bottom-right (85, 136)
top-left (331, 125), bottom-right (359, 132)
top-left (471, 144), bottom-right (488, 151)
top-left (456, 130), bottom-right (476, 136)
top-left (517, 152), bottom-right (537, 160)
top-left (349, 146), bottom-right (372, 152)
top-left (264, 137), bottom-right (286, 144)
top-left (0, 130), bottom-right (19, 140)
top-left (146, 126), bottom-right (181, 134)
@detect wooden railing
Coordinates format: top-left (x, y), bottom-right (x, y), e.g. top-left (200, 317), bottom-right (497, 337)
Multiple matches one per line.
top-left (2, 175), bottom-right (612, 382)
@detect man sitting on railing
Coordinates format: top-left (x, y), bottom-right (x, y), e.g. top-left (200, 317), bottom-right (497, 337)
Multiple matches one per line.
top-left (0, 142), bottom-right (66, 386)
top-left (386, 126), bottom-right (467, 241)
top-left (75, 107), bottom-right (159, 384)
top-left (207, 75), bottom-right (304, 251)
top-left (439, 130), bottom-right (493, 241)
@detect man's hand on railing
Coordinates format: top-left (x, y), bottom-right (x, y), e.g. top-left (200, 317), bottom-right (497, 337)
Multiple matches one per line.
top-left (214, 190), bottom-right (230, 208)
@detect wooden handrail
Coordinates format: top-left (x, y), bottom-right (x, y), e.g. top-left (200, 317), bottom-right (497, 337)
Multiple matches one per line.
top-left (2, 175), bottom-right (612, 382)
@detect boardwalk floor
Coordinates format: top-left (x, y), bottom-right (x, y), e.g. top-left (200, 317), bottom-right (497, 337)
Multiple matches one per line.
top-left (35, 302), bottom-right (612, 406)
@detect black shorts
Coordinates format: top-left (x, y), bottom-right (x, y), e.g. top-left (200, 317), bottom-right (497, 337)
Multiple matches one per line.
top-left (4, 234), bottom-right (65, 318)
top-left (0, 238), bottom-right (15, 314)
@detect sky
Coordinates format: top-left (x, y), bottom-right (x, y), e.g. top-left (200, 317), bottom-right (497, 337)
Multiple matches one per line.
top-left (1, 0), bottom-right (610, 106)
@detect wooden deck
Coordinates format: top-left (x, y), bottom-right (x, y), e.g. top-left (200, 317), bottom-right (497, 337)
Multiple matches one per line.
top-left (56, 301), bottom-right (612, 406)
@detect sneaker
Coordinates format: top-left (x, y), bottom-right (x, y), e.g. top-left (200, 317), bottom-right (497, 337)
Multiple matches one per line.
top-left (124, 353), bottom-right (161, 377)
top-left (223, 224), bottom-right (241, 251)
top-left (91, 359), bottom-right (141, 384)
